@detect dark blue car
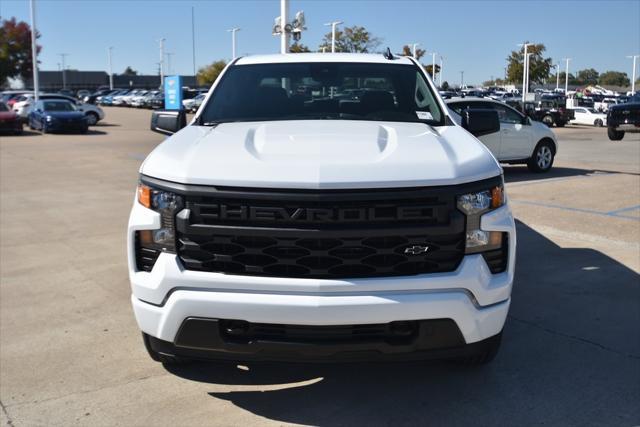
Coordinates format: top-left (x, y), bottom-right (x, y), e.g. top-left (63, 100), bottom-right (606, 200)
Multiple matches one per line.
top-left (28, 99), bottom-right (88, 134)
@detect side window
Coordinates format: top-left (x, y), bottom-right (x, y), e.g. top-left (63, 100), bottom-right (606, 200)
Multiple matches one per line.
top-left (447, 102), bottom-right (469, 115)
top-left (492, 104), bottom-right (523, 124)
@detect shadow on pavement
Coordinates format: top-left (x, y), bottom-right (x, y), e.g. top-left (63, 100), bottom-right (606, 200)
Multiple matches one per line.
top-left (165, 221), bottom-right (640, 426)
top-left (502, 165), bottom-right (639, 184)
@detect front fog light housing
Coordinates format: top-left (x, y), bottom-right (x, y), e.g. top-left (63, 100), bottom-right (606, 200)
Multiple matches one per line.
top-left (465, 230), bottom-right (504, 253)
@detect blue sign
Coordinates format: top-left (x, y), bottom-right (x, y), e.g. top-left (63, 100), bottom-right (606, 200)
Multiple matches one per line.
top-left (164, 75), bottom-right (183, 110)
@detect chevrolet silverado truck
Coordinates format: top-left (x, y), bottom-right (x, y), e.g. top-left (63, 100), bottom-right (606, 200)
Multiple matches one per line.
top-left (128, 53), bottom-right (516, 365)
top-left (607, 93), bottom-right (640, 141)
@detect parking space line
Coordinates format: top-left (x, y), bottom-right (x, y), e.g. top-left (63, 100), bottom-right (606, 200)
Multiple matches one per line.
top-left (510, 199), bottom-right (640, 221)
top-left (505, 171), bottom-right (614, 187)
top-left (606, 204), bottom-right (640, 215)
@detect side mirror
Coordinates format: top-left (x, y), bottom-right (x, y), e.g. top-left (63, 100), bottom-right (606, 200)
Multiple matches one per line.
top-left (461, 109), bottom-right (500, 137)
top-left (151, 109), bottom-right (186, 135)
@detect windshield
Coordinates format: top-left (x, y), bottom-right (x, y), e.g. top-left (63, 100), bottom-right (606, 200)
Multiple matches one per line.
top-left (43, 101), bottom-right (76, 112)
top-left (587, 108), bottom-right (598, 113)
top-left (199, 62), bottom-right (444, 125)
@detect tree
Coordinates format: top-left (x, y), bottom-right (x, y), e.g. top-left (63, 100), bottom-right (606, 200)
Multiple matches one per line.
top-left (0, 17), bottom-right (41, 86)
top-left (290, 43), bottom-right (311, 53)
top-left (598, 71), bottom-right (630, 87)
top-left (423, 64), bottom-right (441, 79)
top-left (318, 25), bottom-right (381, 53)
top-left (558, 71), bottom-right (578, 86)
top-left (399, 44), bottom-right (425, 60)
top-left (506, 42), bottom-right (552, 87)
top-left (441, 81), bottom-right (450, 90)
top-left (123, 66), bottom-right (138, 76)
top-left (575, 68), bottom-right (599, 86)
top-left (197, 60), bottom-right (227, 85)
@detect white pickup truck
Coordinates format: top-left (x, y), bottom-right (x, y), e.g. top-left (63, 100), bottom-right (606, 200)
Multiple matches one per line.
top-left (128, 53), bottom-right (516, 365)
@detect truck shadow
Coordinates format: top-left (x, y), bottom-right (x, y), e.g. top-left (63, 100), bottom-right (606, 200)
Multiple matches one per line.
top-left (502, 165), bottom-right (639, 183)
top-left (165, 221), bottom-right (640, 426)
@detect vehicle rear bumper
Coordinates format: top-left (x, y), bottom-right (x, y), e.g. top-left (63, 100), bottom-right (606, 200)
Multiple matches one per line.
top-left (610, 123), bottom-right (640, 132)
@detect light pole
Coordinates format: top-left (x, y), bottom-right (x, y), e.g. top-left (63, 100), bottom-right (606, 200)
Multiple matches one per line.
top-left (227, 28), bottom-right (240, 59)
top-left (158, 38), bottom-right (165, 87)
top-left (563, 57), bottom-right (571, 94)
top-left (460, 71), bottom-right (464, 88)
top-left (280, 0), bottom-right (289, 54)
top-left (410, 43), bottom-right (420, 58)
top-left (440, 55), bottom-right (444, 87)
top-left (191, 6), bottom-right (196, 76)
top-left (107, 47), bottom-right (114, 90)
top-left (518, 43), bottom-right (530, 102)
top-left (525, 52), bottom-right (533, 97)
top-left (29, 0), bottom-right (39, 101)
top-left (58, 53), bottom-right (68, 90)
top-left (431, 52), bottom-right (437, 81)
top-left (627, 55), bottom-right (639, 94)
top-left (554, 63), bottom-right (560, 90)
top-left (324, 21), bottom-right (343, 53)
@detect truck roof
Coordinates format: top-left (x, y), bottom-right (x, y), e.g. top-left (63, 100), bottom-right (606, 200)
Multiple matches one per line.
top-left (235, 53), bottom-right (416, 66)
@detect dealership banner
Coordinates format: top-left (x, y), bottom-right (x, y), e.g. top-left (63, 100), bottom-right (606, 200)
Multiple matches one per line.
top-left (164, 75), bottom-right (183, 110)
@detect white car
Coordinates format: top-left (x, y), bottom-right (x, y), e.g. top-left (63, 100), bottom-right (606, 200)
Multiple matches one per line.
top-left (447, 98), bottom-right (558, 172)
top-left (569, 107), bottom-right (607, 127)
top-left (130, 91), bottom-right (158, 108)
top-left (182, 93), bottom-right (206, 112)
top-left (13, 93), bottom-right (105, 125)
top-left (129, 53), bottom-right (516, 366)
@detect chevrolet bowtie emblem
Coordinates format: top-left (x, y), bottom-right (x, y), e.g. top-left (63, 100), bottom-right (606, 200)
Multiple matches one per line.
top-left (404, 245), bottom-right (430, 255)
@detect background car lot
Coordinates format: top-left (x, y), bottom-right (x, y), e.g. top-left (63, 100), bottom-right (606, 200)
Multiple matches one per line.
top-left (0, 107), bottom-right (639, 426)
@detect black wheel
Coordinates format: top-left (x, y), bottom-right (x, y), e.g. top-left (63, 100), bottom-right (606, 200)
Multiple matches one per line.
top-left (142, 333), bottom-right (191, 365)
top-left (542, 115), bottom-right (554, 127)
top-left (527, 140), bottom-right (555, 173)
top-left (85, 112), bottom-right (99, 126)
top-left (607, 127), bottom-right (624, 141)
top-left (453, 332), bottom-right (502, 366)
top-left (594, 119), bottom-right (603, 127)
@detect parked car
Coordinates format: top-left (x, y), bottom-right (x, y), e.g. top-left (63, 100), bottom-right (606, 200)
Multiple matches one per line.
top-left (131, 91), bottom-right (159, 108)
top-left (28, 99), bottom-right (88, 134)
top-left (569, 107), bottom-right (607, 127)
top-left (1, 90), bottom-right (30, 107)
top-left (447, 97), bottom-right (558, 172)
top-left (182, 93), bottom-right (206, 112)
top-left (0, 102), bottom-right (23, 134)
top-left (607, 92), bottom-right (640, 141)
top-left (147, 92), bottom-right (165, 109)
top-left (84, 89), bottom-right (114, 105)
top-left (511, 98), bottom-right (573, 127)
top-left (76, 90), bottom-right (92, 100)
top-left (57, 89), bottom-right (75, 98)
top-left (132, 53), bottom-right (516, 366)
top-left (13, 93), bottom-right (104, 125)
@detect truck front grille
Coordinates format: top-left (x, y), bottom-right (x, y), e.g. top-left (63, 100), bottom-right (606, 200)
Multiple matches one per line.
top-left (168, 182), bottom-right (489, 279)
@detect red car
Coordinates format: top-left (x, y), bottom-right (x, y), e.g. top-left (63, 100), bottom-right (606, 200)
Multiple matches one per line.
top-left (0, 102), bottom-right (23, 134)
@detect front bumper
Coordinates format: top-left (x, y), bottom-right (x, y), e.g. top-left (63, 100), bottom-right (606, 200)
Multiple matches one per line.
top-left (128, 199), bottom-right (516, 358)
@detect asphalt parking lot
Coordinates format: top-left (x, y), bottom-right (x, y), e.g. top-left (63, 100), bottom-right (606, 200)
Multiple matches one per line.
top-left (1, 107), bottom-right (639, 426)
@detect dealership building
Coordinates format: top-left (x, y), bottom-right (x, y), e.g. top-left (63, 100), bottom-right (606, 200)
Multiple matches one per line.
top-left (24, 70), bottom-right (197, 91)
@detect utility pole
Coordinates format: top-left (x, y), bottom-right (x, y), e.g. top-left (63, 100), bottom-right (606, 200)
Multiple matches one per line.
top-left (325, 21), bottom-right (343, 53)
top-left (58, 53), bottom-right (68, 89)
top-left (158, 38), bottom-right (165, 87)
top-left (191, 6), bottom-right (196, 76)
top-left (460, 71), bottom-right (464, 88)
top-left (280, 0), bottom-right (289, 54)
top-left (227, 28), bottom-right (240, 59)
top-left (518, 43), bottom-right (530, 103)
top-left (563, 57), bottom-right (571, 94)
top-left (525, 52), bottom-right (533, 96)
top-left (29, 0), bottom-right (39, 101)
top-left (410, 43), bottom-right (420, 58)
top-left (107, 47), bottom-right (114, 90)
top-left (627, 55), bottom-right (639, 94)
top-left (555, 63), bottom-right (560, 90)
top-left (440, 55), bottom-right (444, 87)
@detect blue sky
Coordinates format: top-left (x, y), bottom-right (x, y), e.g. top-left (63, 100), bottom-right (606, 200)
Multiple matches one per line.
top-left (1, 0), bottom-right (639, 85)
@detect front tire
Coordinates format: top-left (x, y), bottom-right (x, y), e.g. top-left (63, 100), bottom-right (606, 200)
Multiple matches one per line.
top-left (594, 119), bottom-right (603, 127)
top-left (542, 115), bottom-right (554, 127)
top-left (85, 112), bottom-right (99, 126)
top-left (607, 127), bottom-right (624, 141)
top-left (142, 333), bottom-right (191, 365)
top-left (527, 140), bottom-right (555, 173)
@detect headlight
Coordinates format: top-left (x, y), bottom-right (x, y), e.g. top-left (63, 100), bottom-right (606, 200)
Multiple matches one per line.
top-left (457, 184), bottom-right (505, 254)
top-left (136, 183), bottom-right (183, 253)
top-left (46, 116), bottom-right (54, 122)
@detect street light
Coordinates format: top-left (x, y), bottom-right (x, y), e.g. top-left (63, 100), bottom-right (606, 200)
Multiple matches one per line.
top-left (562, 57), bottom-right (571, 94)
top-left (107, 47), bottom-right (114, 90)
top-left (227, 28), bottom-right (240, 60)
top-left (58, 53), bottom-right (69, 90)
top-left (431, 52), bottom-right (437, 81)
top-left (324, 21), bottom-right (343, 53)
top-left (460, 71), bottom-right (464, 88)
top-left (158, 38), bottom-right (165, 87)
top-left (166, 52), bottom-right (174, 75)
top-left (29, 0), bottom-right (39, 101)
top-left (410, 43), bottom-right (420, 58)
top-left (554, 63), bottom-right (560, 90)
top-left (518, 43), bottom-right (531, 102)
top-left (525, 52), bottom-right (533, 97)
top-left (627, 54), bottom-right (639, 95)
top-left (440, 55), bottom-right (444, 87)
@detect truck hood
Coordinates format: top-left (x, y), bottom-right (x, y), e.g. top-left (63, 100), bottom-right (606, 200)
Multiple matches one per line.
top-left (141, 120), bottom-right (501, 189)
